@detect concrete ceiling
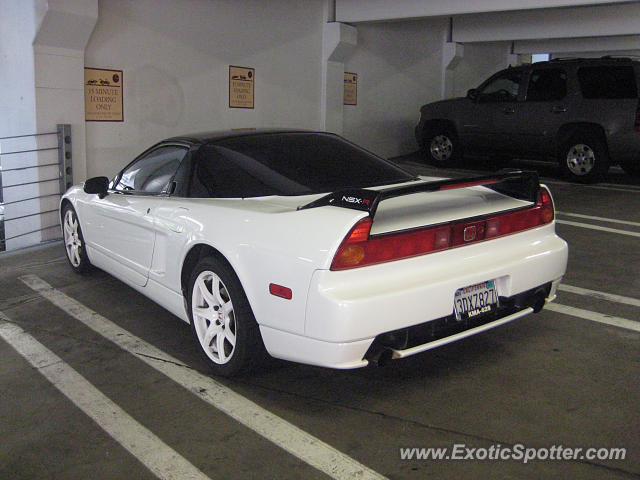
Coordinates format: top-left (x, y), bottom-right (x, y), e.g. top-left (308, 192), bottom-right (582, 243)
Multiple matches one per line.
top-left (335, 0), bottom-right (640, 55)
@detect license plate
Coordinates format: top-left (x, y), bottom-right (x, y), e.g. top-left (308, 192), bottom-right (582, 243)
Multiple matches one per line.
top-left (454, 280), bottom-right (498, 320)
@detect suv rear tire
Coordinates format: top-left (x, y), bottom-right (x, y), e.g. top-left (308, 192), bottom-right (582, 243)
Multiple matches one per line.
top-left (423, 127), bottom-right (461, 166)
top-left (559, 134), bottom-right (609, 183)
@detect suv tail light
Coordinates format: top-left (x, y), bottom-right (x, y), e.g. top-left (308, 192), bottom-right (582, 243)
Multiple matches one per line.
top-left (331, 186), bottom-right (555, 271)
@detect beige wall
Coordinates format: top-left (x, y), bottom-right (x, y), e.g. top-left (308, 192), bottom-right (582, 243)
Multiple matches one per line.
top-left (452, 42), bottom-right (512, 98)
top-left (84, 0), bottom-right (325, 178)
top-left (343, 18), bottom-right (448, 158)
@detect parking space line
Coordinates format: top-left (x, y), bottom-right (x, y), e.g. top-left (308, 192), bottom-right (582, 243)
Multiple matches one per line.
top-left (0, 314), bottom-right (212, 480)
top-left (546, 303), bottom-right (640, 333)
top-left (559, 284), bottom-right (640, 308)
top-left (597, 183), bottom-right (640, 192)
top-left (20, 275), bottom-right (387, 480)
top-left (555, 219), bottom-right (640, 237)
top-left (556, 212), bottom-right (640, 228)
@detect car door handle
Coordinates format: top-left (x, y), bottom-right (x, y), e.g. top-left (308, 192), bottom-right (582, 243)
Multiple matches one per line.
top-left (552, 106), bottom-right (567, 113)
top-left (502, 107), bottom-right (515, 115)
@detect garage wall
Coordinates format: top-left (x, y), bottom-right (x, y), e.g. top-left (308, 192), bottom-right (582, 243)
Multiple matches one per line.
top-left (84, 0), bottom-right (324, 178)
top-left (342, 18), bottom-right (448, 158)
top-left (451, 42), bottom-right (511, 98)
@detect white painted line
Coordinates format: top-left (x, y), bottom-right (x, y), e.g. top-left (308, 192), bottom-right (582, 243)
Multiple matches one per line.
top-left (20, 275), bottom-right (386, 480)
top-left (598, 183), bottom-right (640, 192)
top-left (0, 314), bottom-right (211, 480)
top-left (559, 284), bottom-right (640, 308)
top-left (555, 219), bottom-right (640, 237)
top-left (546, 303), bottom-right (640, 333)
top-left (556, 211), bottom-right (640, 228)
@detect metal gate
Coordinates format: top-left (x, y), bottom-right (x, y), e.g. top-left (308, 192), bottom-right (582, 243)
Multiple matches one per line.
top-left (0, 124), bottom-right (72, 251)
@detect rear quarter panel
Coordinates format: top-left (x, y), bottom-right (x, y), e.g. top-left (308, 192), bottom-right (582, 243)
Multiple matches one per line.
top-left (171, 200), bottom-right (365, 335)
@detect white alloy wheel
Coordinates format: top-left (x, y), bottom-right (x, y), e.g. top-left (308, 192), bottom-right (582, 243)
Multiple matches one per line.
top-left (63, 209), bottom-right (82, 267)
top-left (191, 270), bottom-right (237, 364)
top-left (566, 143), bottom-right (595, 176)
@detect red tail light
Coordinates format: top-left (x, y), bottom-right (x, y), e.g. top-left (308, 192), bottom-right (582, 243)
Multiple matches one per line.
top-left (330, 186), bottom-right (555, 271)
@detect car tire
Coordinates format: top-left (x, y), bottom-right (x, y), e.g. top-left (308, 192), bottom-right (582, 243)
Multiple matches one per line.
top-left (423, 127), bottom-right (461, 166)
top-left (619, 159), bottom-right (640, 177)
top-left (187, 256), bottom-right (265, 377)
top-left (62, 204), bottom-right (92, 274)
top-left (559, 134), bottom-right (609, 183)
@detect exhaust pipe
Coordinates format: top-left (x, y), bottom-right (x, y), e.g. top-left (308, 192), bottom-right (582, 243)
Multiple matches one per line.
top-left (368, 349), bottom-right (393, 367)
top-left (532, 288), bottom-right (547, 313)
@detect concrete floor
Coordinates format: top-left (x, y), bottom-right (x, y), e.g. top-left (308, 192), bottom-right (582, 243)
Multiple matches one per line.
top-left (1, 156), bottom-right (639, 480)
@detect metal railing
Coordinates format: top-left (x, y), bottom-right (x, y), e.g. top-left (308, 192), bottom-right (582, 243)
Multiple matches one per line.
top-left (0, 124), bottom-right (72, 251)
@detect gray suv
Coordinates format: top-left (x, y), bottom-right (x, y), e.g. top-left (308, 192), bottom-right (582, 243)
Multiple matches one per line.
top-left (415, 57), bottom-right (640, 182)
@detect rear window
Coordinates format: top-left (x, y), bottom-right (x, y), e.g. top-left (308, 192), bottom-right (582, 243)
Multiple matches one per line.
top-left (189, 133), bottom-right (415, 198)
top-left (577, 66), bottom-right (638, 99)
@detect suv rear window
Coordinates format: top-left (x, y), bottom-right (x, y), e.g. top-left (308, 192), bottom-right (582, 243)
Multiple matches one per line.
top-left (577, 66), bottom-right (638, 99)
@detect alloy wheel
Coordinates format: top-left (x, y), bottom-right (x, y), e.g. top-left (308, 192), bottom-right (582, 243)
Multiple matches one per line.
top-left (191, 270), bottom-right (237, 364)
top-left (63, 209), bottom-right (82, 267)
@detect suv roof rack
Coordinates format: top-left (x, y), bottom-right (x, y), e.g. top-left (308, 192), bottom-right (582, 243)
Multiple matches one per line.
top-left (601, 55), bottom-right (639, 61)
top-left (549, 57), bottom-right (581, 62)
top-left (547, 56), bottom-right (638, 63)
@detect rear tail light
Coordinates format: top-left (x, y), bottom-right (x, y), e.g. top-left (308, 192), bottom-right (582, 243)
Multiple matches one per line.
top-left (330, 186), bottom-right (555, 271)
top-left (635, 99), bottom-right (640, 132)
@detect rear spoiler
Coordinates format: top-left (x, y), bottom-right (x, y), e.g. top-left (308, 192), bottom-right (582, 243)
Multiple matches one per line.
top-left (297, 170), bottom-right (540, 220)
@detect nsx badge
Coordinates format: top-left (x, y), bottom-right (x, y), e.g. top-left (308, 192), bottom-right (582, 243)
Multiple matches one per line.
top-left (341, 196), bottom-right (371, 206)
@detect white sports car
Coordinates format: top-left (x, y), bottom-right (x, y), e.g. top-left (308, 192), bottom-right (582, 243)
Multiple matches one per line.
top-left (61, 130), bottom-right (568, 376)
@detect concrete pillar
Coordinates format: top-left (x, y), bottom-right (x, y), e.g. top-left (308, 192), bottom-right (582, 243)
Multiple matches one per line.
top-left (320, 22), bottom-right (357, 134)
top-left (31, 0), bottom-right (97, 243)
top-left (442, 41), bottom-right (464, 99)
top-left (33, 0), bottom-right (98, 186)
top-left (0, 0), bottom-right (97, 249)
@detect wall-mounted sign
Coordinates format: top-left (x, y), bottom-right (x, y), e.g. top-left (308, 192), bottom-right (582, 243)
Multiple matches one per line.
top-left (344, 72), bottom-right (357, 106)
top-left (84, 67), bottom-right (123, 122)
top-left (229, 66), bottom-right (254, 109)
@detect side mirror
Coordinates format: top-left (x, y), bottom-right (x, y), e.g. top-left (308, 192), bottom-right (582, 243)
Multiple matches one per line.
top-left (467, 88), bottom-right (478, 100)
top-left (84, 176), bottom-right (109, 199)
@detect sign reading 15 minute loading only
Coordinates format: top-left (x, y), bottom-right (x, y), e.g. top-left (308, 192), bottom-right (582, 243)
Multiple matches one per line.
top-left (229, 66), bottom-right (255, 109)
top-left (84, 67), bottom-right (123, 122)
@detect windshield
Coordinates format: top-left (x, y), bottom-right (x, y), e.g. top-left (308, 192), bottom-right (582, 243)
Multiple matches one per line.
top-left (189, 132), bottom-right (416, 198)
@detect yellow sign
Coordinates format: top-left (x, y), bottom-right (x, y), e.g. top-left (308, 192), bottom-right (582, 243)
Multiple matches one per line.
top-left (229, 66), bottom-right (255, 109)
top-left (344, 72), bottom-right (357, 106)
top-left (84, 68), bottom-right (123, 122)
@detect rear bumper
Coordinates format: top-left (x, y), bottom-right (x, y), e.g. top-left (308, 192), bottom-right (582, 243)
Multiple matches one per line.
top-left (261, 224), bottom-right (568, 369)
